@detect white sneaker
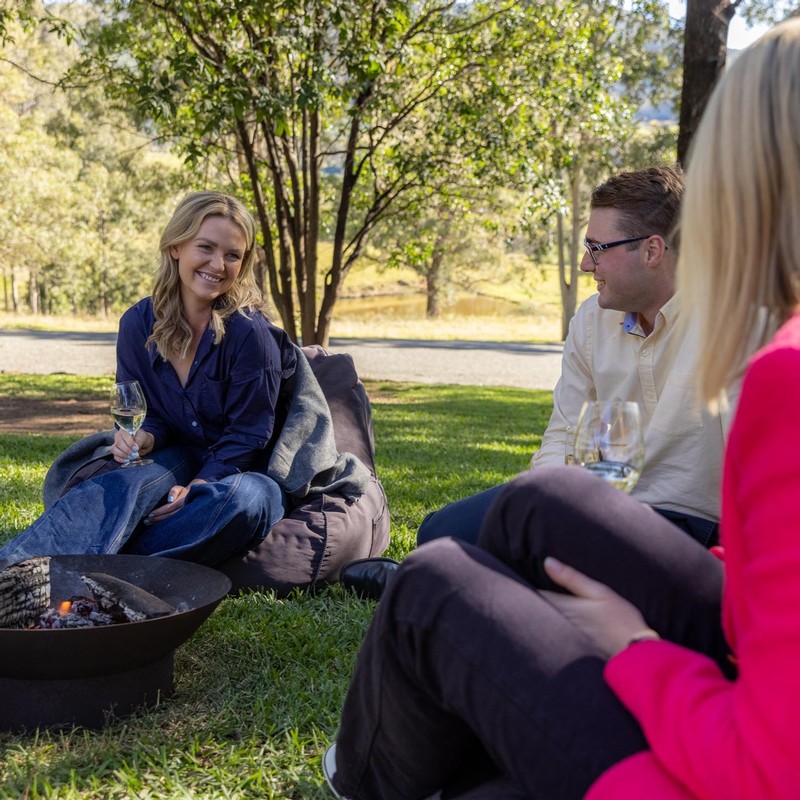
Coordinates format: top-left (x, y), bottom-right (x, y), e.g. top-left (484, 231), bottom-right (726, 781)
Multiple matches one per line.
top-left (323, 743), bottom-right (351, 799)
top-left (322, 741), bottom-right (442, 800)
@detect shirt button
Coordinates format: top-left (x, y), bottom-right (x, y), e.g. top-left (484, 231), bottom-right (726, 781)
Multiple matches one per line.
top-left (641, 349), bottom-right (650, 356)
top-left (191, 421), bottom-right (198, 427)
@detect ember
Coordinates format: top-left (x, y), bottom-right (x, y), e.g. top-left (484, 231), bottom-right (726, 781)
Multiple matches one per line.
top-left (35, 595), bottom-right (133, 629)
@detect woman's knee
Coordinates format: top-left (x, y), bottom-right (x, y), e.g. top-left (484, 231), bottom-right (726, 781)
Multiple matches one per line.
top-left (386, 539), bottom-right (518, 624)
top-left (237, 472), bottom-right (285, 507)
top-left (481, 467), bottom-right (622, 542)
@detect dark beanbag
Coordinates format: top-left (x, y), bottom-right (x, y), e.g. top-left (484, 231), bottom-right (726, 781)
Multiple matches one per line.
top-left (216, 345), bottom-right (390, 595)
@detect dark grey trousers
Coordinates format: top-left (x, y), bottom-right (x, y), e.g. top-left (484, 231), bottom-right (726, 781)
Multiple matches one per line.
top-left (333, 468), bottom-right (731, 799)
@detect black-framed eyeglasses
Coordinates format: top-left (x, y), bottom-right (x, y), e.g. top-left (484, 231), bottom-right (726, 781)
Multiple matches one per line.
top-left (583, 235), bottom-right (660, 266)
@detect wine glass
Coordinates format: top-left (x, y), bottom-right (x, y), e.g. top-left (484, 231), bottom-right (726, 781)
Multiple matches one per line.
top-left (110, 380), bottom-right (153, 467)
top-left (573, 400), bottom-right (644, 493)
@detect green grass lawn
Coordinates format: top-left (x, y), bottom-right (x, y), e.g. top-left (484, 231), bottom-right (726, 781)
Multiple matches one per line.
top-left (0, 375), bottom-right (553, 799)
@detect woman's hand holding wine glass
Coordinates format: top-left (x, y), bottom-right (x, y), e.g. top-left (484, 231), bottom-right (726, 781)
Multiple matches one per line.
top-left (110, 380), bottom-right (154, 467)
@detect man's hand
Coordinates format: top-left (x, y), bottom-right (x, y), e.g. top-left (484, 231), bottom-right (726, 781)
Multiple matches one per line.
top-left (110, 428), bottom-right (155, 464)
top-left (541, 557), bottom-right (656, 658)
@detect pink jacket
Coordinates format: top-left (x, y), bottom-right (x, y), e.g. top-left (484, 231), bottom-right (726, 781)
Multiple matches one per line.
top-left (586, 314), bottom-right (800, 800)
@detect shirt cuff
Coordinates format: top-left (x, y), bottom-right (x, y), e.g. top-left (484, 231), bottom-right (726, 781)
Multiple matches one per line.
top-left (195, 462), bottom-right (240, 483)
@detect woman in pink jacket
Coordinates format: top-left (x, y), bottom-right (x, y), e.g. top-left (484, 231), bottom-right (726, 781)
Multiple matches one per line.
top-left (322, 18), bottom-right (800, 800)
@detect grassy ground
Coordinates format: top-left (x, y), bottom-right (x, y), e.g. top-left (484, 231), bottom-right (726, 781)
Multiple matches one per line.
top-left (0, 374), bottom-right (553, 799)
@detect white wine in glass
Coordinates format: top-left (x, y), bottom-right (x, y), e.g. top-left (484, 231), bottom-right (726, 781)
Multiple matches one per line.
top-left (110, 380), bottom-right (153, 467)
top-left (573, 400), bottom-right (644, 493)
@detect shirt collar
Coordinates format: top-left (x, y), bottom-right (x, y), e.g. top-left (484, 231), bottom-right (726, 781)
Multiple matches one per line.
top-left (146, 327), bottom-right (215, 368)
top-left (622, 293), bottom-right (681, 337)
top-left (658, 292), bottom-right (681, 324)
top-left (147, 341), bottom-right (161, 368)
top-left (623, 311), bottom-right (643, 335)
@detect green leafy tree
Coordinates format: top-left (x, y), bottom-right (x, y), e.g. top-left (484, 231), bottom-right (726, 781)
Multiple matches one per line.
top-left (0, 7), bottom-right (184, 316)
top-left (73, 0), bottom-right (670, 343)
top-left (514, 1), bottom-right (680, 338)
top-left (371, 186), bottom-right (522, 318)
top-left (333, 1), bottom-right (678, 330)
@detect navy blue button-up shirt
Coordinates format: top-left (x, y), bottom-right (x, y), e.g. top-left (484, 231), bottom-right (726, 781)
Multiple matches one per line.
top-left (115, 298), bottom-right (297, 483)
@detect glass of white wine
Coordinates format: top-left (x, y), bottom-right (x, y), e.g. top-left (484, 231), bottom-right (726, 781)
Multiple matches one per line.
top-left (110, 380), bottom-right (153, 467)
top-left (573, 400), bottom-right (644, 493)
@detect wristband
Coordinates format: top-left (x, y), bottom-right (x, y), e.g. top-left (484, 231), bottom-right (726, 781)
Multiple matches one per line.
top-left (627, 628), bottom-right (661, 647)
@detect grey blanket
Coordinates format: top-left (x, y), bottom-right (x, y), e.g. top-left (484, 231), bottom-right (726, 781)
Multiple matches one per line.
top-left (43, 345), bottom-right (371, 509)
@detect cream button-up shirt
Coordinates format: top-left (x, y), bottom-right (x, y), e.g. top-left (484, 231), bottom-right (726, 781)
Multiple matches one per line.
top-left (531, 293), bottom-right (733, 522)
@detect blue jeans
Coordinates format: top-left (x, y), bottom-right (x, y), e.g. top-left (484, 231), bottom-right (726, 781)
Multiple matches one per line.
top-left (0, 446), bottom-right (286, 567)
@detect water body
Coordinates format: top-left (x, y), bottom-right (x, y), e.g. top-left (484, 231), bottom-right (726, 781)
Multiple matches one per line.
top-left (336, 293), bottom-right (525, 319)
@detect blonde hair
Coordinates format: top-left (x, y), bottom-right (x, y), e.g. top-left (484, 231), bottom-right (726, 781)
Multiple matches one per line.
top-left (679, 19), bottom-right (800, 402)
top-left (148, 191), bottom-right (266, 360)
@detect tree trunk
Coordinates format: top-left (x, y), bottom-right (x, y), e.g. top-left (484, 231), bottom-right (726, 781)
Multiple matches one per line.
top-left (318, 86), bottom-right (374, 347)
top-left (28, 272), bottom-right (39, 314)
top-left (235, 120), bottom-right (295, 338)
top-left (677, 0), bottom-right (737, 165)
top-left (2, 268), bottom-right (9, 312)
top-left (426, 251), bottom-right (444, 319)
top-left (10, 270), bottom-right (18, 312)
top-left (235, 139), bottom-right (266, 294)
top-left (558, 166), bottom-right (582, 340)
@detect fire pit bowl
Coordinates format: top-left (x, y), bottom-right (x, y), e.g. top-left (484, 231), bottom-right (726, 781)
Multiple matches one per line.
top-left (0, 554), bottom-right (231, 731)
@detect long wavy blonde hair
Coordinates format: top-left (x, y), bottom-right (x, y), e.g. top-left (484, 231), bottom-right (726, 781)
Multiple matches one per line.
top-left (148, 191), bottom-right (266, 360)
top-left (678, 19), bottom-right (800, 403)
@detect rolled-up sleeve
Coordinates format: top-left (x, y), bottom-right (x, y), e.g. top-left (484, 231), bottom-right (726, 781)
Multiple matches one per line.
top-left (532, 303), bottom-right (595, 468)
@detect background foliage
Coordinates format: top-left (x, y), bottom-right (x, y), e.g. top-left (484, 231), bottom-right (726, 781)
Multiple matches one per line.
top-left (1, 0), bottom-right (682, 342)
top-left (3, 1), bottom-right (795, 341)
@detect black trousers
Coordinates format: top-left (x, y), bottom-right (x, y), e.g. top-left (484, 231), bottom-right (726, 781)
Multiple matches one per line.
top-left (333, 468), bottom-right (731, 800)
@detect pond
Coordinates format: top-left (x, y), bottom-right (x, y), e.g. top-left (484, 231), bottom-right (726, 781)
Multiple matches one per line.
top-left (336, 293), bottom-right (526, 319)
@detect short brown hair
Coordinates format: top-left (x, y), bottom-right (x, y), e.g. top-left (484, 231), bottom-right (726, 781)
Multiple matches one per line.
top-left (591, 166), bottom-right (684, 248)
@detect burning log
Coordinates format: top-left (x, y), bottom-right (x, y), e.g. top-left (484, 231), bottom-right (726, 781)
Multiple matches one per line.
top-left (80, 572), bottom-right (175, 622)
top-left (0, 558), bottom-right (51, 629)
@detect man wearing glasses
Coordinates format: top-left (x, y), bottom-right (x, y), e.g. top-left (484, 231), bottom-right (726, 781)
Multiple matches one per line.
top-left (341, 166), bottom-right (732, 599)
top-left (526, 166), bottom-right (729, 547)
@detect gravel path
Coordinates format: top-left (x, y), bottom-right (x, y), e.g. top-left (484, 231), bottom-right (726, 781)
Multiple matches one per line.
top-left (0, 329), bottom-right (563, 391)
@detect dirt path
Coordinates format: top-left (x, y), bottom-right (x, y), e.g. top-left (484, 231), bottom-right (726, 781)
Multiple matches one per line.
top-left (0, 396), bottom-right (108, 436)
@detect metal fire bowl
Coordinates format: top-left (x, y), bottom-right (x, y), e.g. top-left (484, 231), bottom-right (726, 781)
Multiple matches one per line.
top-left (0, 554), bottom-right (231, 681)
